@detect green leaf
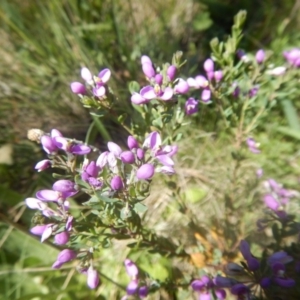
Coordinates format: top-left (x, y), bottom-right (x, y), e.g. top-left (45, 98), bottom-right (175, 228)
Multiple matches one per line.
top-left (134, 202), bottom-right (148, 213)
top-left (128, 81), bottom-right (140, 94)
top-left (276, 126), bottom-right (300, 140)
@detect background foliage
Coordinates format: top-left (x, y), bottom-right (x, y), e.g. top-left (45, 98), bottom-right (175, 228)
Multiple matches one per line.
top-left (0, 0), bottom-right (300, 299)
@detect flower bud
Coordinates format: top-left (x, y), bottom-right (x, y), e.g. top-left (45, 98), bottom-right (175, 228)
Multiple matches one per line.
top-left (70, 82), bottom-right (86, 94)
top-left (53, 180), bottom-right (76, 193)
top-left (138, 286), bottom-right (148, 298)
top-left (87, 266), bottom-right (100, 289)
top-left (260, 277), bottom-right (271, 288)
top-left (124, 259), bottom-right (139, 277)
top-left (110, 175), bottom-right (124, 190)
top-left (203, 58), bottom-right (214, 73)
top-left (127, 136), bottom-right (139, 150)
top-left (141, 55), bottom-right (152, 65)
top-left (81, 67), bottom-right (93, 82)
top-left (35, 159), bottom-right (51, 172)
top-left (201, 89), bottom-right (211, 103)
top-left (214, 70), bottom-right (223, 82)
top-left (52, 249), bottom-right (76, 269)
top-left (54, 231), bottom-right (69, 245)
top-left (155, 74), bottom-right (163, 85)
top-left (136, 148), bottom-right (144, 160)
top-left (120, 151), bottom-right (135, 164)
top-left (142, 63), bottom-right (155, 78)
top-left (127, 280), bottom-right (139, 295)
top-left (167, 65), bottom-right (177, 81)
top-left (174, 79), bottom-right (189, 94)
top-left (136, 164), bottom-right (155, 180)
top-left (256, 49), bottom-right (265, 64)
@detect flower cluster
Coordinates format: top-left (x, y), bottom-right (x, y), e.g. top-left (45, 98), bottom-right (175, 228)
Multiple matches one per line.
top-left (122, 259), bottom-right (148, 299)
top-left (70, 67), bottom-right (111, 98)
top-left (131, 55), bottom-right (190, 105)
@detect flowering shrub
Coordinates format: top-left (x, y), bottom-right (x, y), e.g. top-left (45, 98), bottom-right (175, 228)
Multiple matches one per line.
top-left (24, 11), bottom-right (300, 299)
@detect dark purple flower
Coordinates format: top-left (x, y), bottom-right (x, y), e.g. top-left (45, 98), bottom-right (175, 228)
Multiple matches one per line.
top-left (274, 277), bottom-right (295, 288)
top-left (260, 277), bottom-right (271, 288)
top-left (185, 98), bottom-right (199, 115)
top-left (138, 286), bottom-right (148, 298)
top-left (127, 280), bottom-right (139, 295)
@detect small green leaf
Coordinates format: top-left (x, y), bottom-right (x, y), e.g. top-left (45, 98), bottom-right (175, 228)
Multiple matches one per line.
top-left (128, 81), bottom-right (140, 94)
top-left (134, 202), bottom-right (148, 213)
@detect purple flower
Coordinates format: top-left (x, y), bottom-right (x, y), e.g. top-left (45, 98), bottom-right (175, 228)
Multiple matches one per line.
top-left (131, 91), bottom-right (151, 105)
top-left (141, 55), bottom-right (152, 65)
top-left (127, 280), bottom-right (139, 295)
top-left (110, 175), bottom-right (124, 190)
top-left (25, 197), bottom-right (48, 210)
top-left (35, 159), bottom-right (51, 172)
top-left (256, 49), bottom-right (265, 64)
top-left (120, 151), bottom-right (135, 164)
top-left (283, 48), bottom-right (300, 67)
top-left (53, 180), bottom-right (77, 194)
top-left (214, 70), bottom-right (223, 82)
top-left (201, 89), bottom-right (211, 103)
top-left (230, 283), bottom-right (249, 296)
top-left (203, 58), bottom-right (214, 73)
top-left (41, 135), bottom-right (58, 154)
top-left (87, 266), bottom-right (100, 289)
top-left (264, 194), bottom-right (280, 211)
top-left (124, 259), bottom-right (139, 278)
top-left (167, 65), bottom-right (177, 81)
top-left (246, 137), bottom-right (260, 154)
top-left (249, 85), bottom-right (259, 98)
top-left (138, 286), bottom-right (148, 298)
top-left (136, 148), bottom-right (144, 160)
top-left (187, 75), bottom-right (208, 89)
top-left (174, 79), bottom-right (189, 94)
top-left (127, 136), bottom-right (139, 150)
top-left (260, 277), bottom-right (271, 288)
top-left (53, 136), bottom-right (91, 155)
top-left (140, 85), bottom-right (173, 101)
top-left (274, 277), bottom-right (295, 288)
top-left (136, 164), bottom-right (155, 180)
top-left (107, 141), bottom-right (122, 157)
top-left (54, 231), bottom-right (69, 245)
top-left (142, 63), bottom-right (155, 78)
top-left (70, 82), bottom-right (86, 94)
top-left (30, 224), bottom-right (53, 242)
top-left (155, 74), bottom-right (163, 85)
top-left (185, 98), bottom-right (198, 115)
top-left (52, 249), bottom-right (77, 269)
